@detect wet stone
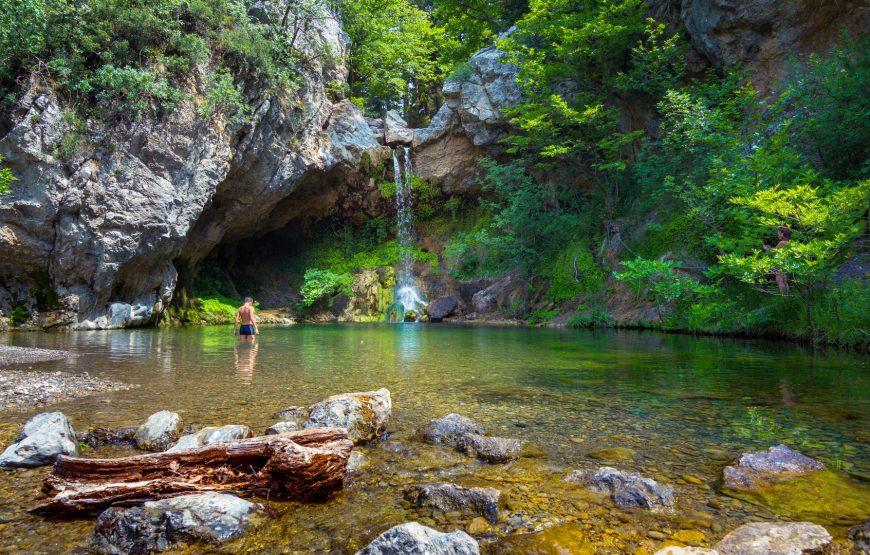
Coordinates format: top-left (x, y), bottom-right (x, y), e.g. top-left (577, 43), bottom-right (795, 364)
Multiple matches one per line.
top-left (714, 521), bottom-right (832, 555)
top-left (587, 447), bottom-right (635, 461)
top-left (265, 421), bottom-right (300, 435)
top-left (406, 483), bottom-right (502, 523)
top-left (850, 519), bottom-right (870, 553)
top-left (563, 467), bottom-right (675, 513)
top-left (305, 388), bottom-right (392, 444)
top-left (166, 425), bottom-right (252, 453)
top-left (458, 433), bottom-right (526, 463)
top-left (355, 521), bottom-right (480, 555)
top-left (271, 406), bottom-right (307, 423)
top-left (654, 548), bottom-right (719, 555)
top-left (722, 444), bottom-right (825, 491)
top-left (78, 426), bottom-right (138, 449)
top-left (418, 414), bottom-right (484, 447)
top-left (91, 492), bottom-right (264, 554)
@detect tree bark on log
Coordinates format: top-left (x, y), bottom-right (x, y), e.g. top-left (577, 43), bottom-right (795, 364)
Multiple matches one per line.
top-left (31, 427), bottom-right (353, 515)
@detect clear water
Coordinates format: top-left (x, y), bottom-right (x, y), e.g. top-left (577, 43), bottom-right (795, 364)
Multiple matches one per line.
top-left (0, 325), bottom-right (868, 553)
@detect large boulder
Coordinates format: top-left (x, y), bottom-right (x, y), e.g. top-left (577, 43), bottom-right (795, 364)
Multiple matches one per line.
top-left (384, 110), bottom-right (415, 145)
top-left (0, 411), bottom-right (79, 468)
top-left (406, 483), bottom-right (502, 523)
top-left (166, 425), bottom-right (252, 453)
top-left (458, 433), bottom-right (527, 464)
top-left (418, 414), bottom-right (484, 447)
top-left (564, 467), bottom-right (675, 512)
top-left (722, 444), bottom-right (825, 491)
top-left (355, 522), bottom-right (480, 555)
top-left (135, 411), bottom-right (184, 452)
top-left (305, 388), bottom-right (391, 444)
top-left (91, 492), bottom-right (263, 554)
top-left (427, 296), bottom-right (459, 322)
top-left (713, 521), bottom-right (832, 555)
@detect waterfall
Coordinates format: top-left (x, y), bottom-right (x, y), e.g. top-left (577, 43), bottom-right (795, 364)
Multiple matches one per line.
top-left (392, 147), bottom-right (427, 321)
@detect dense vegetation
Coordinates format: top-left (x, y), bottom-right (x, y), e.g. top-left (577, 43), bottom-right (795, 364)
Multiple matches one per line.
top-left (1, 0), bottom-right (866, 345)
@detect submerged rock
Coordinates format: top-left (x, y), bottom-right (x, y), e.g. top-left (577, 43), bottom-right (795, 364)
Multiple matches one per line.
top-left (459, 433), bottom-right (527, 463)
top-left (166, 425), bottom-right (252, 453)
top-left (587, 447), bottom-right (635, 461)
top-left (346, 450), bottom-right (369, 474)
top-left (78, 426), bottom-right (138, 449)
top-left (135, 411), bottom-right (184, 452)
top-left (265, 421), bottom-right (300, 435)
top-left (850, 519), bottom-right (870, 554)
top-left (654, 548), bottom-right (720, 555)
top-left (714, 521), bottom-right (832, 555)
top-left (271, 406), bottom-right (308, 423)
top-left (723, 444), bottom-right (825, 491)
top-left (407, 483), bottom-right (502, 523)
top-left (564, 467), bottom-right (674, 512)
top-left (0, 411), bottom-right (79, 468)
top-left (305, 388), bottom-right (391, 444)
top-left (355, 521), bottom-right (480, 555)
top-left (91, 492), bottom-right (263, 554)
top-left (418, 414), bottom-right (484, 447)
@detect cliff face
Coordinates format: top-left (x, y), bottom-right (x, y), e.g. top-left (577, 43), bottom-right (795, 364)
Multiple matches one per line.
top-left (0, 0), bottom-right (864, 329)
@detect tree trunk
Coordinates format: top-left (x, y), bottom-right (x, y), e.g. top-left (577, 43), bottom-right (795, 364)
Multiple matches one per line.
top-left (31, 428), bottom-right (353, 515)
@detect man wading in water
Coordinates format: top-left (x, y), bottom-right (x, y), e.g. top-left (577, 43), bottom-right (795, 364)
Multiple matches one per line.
top-left (234, 297), bottom-right (259, 342)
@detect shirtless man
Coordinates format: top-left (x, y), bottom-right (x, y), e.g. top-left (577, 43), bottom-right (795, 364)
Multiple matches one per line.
top-left (234, 297), bottom-right (259, 342)
top-left (763, 226), bottom-right (791, 294)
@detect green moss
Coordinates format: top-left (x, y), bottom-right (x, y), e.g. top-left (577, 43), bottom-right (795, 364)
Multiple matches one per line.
top-left (545, 245), bottom-right (603, 303)
top-left (9, 305), bottom-right (29, 326)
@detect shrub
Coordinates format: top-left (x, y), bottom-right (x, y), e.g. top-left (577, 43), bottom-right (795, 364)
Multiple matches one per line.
top-left (299, 269), bottom-right (352, 308)
top-left (9, 305), bottom-right (29, 326)
top-left (566, 308), bottom-right (611, 328)
top-left (198, 294), bottom-right (240, 324)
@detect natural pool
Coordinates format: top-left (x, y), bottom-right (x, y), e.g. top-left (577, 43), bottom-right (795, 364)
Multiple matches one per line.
top-left (0, 324), bottom-right (868, 553)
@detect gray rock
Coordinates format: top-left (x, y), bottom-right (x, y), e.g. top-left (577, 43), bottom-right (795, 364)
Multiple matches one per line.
top-left (406, 483), bottom-right (502, 524)
top-left (266, 421), bottom-right (300, 435)
top-left (135, 411), bottom-right (184, 452)
top-left (91, 492), bottom-right (263, 554)
top-left (723, 444), bottom-right (825, 491)
top-left (458, 433), bottom-right (526, 464)
top-left (427, 296), bottom-right (459, 322)
top-left (655, 548), bottom-right (720, 555)
top-left (471, 273), bottom-right (526, 316)
top-left (849, 519), bottom-right (870, 554)
top-left (355, 522), bottom-right (480, 555)
top-left (564, 467), bottom-right (675, 512)
top-left (305, 388), bottom-right (391, 444)
top-left (0, 411), bottom-right (79, 468)
top-left (166, 425), bottom-right (252, 453)
top-left (271, 406), bottom-right (308, 423)
top-left (418, 414), bottom-right (484, 447)
top-left (714, 521), bottom-right (832, 555)
top-left (384, 110), bottom-right (415, 145)
top-left (346, 450), bottom-right (368, 474)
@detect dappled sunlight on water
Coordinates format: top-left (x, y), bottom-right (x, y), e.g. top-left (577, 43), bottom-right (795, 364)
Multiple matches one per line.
top-left (0, 325), bottom-right (868, 552)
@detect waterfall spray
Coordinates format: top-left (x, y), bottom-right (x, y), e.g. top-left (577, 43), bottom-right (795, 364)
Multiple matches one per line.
top-left (392, 147), bottom-right (427, 321)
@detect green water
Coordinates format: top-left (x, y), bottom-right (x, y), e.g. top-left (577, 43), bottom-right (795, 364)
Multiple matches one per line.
top-left (0, 325), bottom-right (868, 553)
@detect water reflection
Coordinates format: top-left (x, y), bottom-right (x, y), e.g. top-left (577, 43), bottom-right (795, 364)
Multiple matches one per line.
top-left (234, 342), bottom-right (258, 385)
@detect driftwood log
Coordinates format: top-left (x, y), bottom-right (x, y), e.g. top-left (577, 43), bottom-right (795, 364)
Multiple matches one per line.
top-left (31, 427), bottom-right (353, 515)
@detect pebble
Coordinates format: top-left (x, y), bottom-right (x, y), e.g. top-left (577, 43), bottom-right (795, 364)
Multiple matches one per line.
top-left (647, 530), bottom-right (668, 540)
top-left (681, 475), bottom-right (703, 485)
top-left (0, 369), bottom-right (135, 411)
top-left (466, 517), bottom-right (491, 535)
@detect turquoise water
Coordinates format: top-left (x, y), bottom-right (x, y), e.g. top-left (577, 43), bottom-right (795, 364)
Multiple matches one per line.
top-left (0, 325), bottom-right (868, 552)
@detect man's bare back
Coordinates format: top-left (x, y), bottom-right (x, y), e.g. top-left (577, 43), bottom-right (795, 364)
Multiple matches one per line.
top-left (234, 297), bottom-right (258, 340)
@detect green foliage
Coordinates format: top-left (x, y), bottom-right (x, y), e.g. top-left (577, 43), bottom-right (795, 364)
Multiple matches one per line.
top-left (56, 109), bottom-right (86, 159)
top-left (566, 307), bottom-right (611, 328)
top-left (0, 154), bottom-right (15, 195)
top-left (198, 67), bottom-right (249, 123)
top-left (198, 294), bottom-right (239, 324)
top-left (614, 19), bottom-right (684, 97)
top-left (526, 308), bottom-right (557, 325)
top-left (613, 258), bottom-right (701, 305)
top-left (545, 244), bottom-right (603, 303)
top-left (299, 268), bottom-right (352, 308)
top-left (9, 305), bottom-right (30, 326)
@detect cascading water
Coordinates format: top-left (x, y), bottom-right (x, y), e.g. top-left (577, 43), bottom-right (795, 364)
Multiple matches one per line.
top-left (392, 146), bottom-right (427, 321)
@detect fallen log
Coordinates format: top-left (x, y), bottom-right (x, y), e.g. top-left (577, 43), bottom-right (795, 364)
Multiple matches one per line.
top-left (31, 427), bottom-right (352, 515)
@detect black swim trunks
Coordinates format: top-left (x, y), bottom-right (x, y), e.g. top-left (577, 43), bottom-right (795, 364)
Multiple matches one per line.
top-left (239, 324), bottom-right (255, 336)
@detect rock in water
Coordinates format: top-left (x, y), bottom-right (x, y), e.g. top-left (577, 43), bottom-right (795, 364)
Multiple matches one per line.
top-left (135, 411), bottom-right (183, 451)
top-left (714, 522), bottom-right (832, 555)
top-left (850, 519), bottom-right (870, 554)
top-left (0, 412), bottom-right (79, 468)
top-left (723, 444), bottom-right (825, 491)
top-left (654, 548), bottom-right (720, 555)
top-left (266, 422), bottom-right (300, 435)
top-left (91, 492), bottom-right (263, 554)
top-left (78, 426), bottom-right (137, 449)
top-left (271, 406), bottom-right (307, 423)
top-left (427, 296), bottom-right (459, 322)
top-left (355, 522), bottom-right (480, 555)
top-left (406, 483), bottom-right (502, 524)
top-left (166, 425), bottom-right (252, 453)
top-left (564, 467), bottom-right (674, 512)
top-left (305, 388), bottom-right (391, 444)
top-left (418, 414), bottom-right (484, 447)
top-left (458, 434), bottom-right (526, 463)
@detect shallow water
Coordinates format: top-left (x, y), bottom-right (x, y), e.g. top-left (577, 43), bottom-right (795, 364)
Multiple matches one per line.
top-left (0, 325), bottom-right (868, 553)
